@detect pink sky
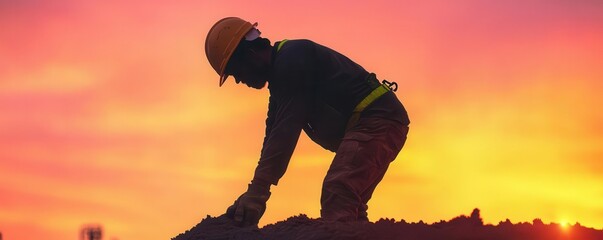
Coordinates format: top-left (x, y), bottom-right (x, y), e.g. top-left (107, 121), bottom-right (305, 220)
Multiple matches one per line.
top-left (1, 1), bottom-right (602, 239)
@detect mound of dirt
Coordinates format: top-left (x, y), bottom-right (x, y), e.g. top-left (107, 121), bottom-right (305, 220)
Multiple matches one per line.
top-left (173, 209), bottom-right (603, 240)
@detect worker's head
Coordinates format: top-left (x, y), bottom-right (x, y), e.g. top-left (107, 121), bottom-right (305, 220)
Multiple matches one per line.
top-left (205, 17), bottom-right (272, 89)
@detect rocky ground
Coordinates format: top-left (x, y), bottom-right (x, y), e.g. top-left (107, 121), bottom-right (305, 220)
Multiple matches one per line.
top-left (173, 209), bottom-right (603, 240)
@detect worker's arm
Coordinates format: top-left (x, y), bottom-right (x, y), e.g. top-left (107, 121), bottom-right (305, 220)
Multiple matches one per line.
top-left (252, 41), bottom-right (316, 187)
top-left (253, 86), bottom-right (312, 186)
top-left (226, 40), bottom-right (316, 226)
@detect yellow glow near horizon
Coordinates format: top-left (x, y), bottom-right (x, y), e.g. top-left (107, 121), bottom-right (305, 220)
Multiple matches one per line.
top-left (559, 220), bottom-right (571, 233)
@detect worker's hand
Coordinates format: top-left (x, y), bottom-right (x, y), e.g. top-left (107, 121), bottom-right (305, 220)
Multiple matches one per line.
top-left (226, 181), bottom-right (271, 227)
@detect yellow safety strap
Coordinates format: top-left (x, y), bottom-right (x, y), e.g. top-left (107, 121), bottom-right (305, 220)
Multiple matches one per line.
top-left (346, 83), bottom-right (392, 130)
top-left (277, 39), bottom-right (288, 52)
top-left (352, 84), bottom-right (390, 113)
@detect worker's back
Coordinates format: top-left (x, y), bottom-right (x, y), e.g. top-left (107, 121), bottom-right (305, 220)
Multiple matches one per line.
top-left (270, 39), bottom-right (409, 151)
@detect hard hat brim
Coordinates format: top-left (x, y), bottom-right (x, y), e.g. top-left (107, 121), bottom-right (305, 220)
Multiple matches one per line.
top-left (218, 22), bottom-right (258, 87)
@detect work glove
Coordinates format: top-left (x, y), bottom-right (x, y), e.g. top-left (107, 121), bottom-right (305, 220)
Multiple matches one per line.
top-left (226, 181), bottom-right (271, 227)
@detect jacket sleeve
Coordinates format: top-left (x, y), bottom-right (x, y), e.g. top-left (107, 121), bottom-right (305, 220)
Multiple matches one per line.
top-left (253, 86), bottom-right (312, 186)
top-left (252, 43), bottom-right (315, 186)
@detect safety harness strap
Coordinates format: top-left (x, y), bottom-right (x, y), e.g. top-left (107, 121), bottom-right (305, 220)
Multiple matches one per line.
top-left (346, 75), bottom-right (397, 130)
top-left (353, 84), bottom-right (390, 113)
top-left (277, 39), bottom-right (288, 52)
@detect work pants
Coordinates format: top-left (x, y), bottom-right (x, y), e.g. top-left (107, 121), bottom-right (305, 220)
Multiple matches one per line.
top-left (320, 117), bottom-right (408, 222)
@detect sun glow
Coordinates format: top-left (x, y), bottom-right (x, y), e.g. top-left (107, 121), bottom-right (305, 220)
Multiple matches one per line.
top-left (559, 220), bottom-right (571, 232)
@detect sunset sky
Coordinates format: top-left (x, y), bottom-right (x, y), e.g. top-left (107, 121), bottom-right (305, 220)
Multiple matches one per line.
top-left (1, 0), bottom-right (602, 239)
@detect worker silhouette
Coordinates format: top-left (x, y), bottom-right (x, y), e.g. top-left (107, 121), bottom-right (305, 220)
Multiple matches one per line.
top-left (205, 17), bottom-right (410, 226)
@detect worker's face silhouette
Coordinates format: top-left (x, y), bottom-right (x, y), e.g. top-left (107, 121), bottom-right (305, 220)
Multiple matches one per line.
top-left (226, 48), bottom-right (270, 89)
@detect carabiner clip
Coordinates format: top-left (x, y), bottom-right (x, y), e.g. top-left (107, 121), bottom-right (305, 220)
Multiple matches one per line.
top-left (382, 80), bottom-right (398, 92)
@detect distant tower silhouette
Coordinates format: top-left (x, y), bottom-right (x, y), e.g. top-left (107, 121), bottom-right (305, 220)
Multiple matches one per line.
top-left (80, 224), bottom-right (103, 240)
top-left (1, 231), bottom-right (3, 240)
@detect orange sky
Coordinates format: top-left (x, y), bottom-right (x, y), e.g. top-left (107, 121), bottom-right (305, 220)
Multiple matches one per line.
top-left (1, 1), bottom-right (602, 239)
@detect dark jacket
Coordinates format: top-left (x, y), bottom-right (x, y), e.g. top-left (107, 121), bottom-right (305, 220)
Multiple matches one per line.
top-left (253, 39), bottom-right (409, 185)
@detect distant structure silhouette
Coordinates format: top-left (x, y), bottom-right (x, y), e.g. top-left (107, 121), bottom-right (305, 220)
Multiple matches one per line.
top-left (80, 224), bottom-right (102, 240)
top-left (0, 231), bottom-right (3, 240)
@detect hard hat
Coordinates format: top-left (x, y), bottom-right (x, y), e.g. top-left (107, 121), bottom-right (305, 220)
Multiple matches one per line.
top-left (205, 17), bottom-right (258, 86)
